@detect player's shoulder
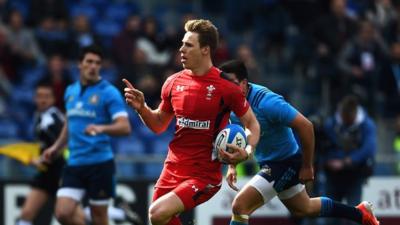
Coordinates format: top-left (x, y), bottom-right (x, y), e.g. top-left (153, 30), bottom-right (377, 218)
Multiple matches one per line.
top-left (162, 70), bottom-right (186, 91)
top-left (47, 106), bottom-right (65, 121)
top-left (216, 73), bottom-right (242, 93)
top-left (248, 83), bottom-right (276, 107)
top-left (98, 79), bottom-right (120, 94)
top-left (65, 81), bottom-right (79, 94)
top-left (165, 70), bottom-right (186, 82)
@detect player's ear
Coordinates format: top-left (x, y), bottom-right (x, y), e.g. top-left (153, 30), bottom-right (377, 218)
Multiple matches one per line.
top-left (201, 46), bottom-right (210, 55)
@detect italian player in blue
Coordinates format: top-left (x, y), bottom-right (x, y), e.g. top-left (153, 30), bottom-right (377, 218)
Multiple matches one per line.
top-left (43, 45), bottom-right (131, 225)
top-left (218, 60), bottom-right (379, 225)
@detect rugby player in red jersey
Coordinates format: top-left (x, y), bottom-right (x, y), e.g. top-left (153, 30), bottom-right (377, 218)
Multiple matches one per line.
top-left (123, 19), bottom-right (260, 225)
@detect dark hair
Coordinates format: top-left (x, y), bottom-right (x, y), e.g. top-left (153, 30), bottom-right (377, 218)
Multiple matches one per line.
top-left (340, 95), bottom-right (359, 115)
top-left (78, 45), bottom-right (104, 62)
top-left (35, 81), bottom-right (54, 94)
top-left (184, 19), bottom-right (219, 54)
top-left (219, 60), bottom-right (248, 81)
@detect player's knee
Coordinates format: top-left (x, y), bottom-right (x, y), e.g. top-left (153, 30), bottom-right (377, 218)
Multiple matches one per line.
top-left (90, 207), bottom-right (108, 223)
top-left (231, 197), bottom-right (249, 215)
top-left (55, 209), bottom-right (73, 224)
top-left (149, 205), bottom-right (169, 225)
top-left (20, 208), bottom-right (35, 220)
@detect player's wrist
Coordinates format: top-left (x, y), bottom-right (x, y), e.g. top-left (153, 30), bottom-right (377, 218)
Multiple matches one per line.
top-left (244, 144), bottom-right (254, 160)
top-left (136, 102), bottom-right (147, 114)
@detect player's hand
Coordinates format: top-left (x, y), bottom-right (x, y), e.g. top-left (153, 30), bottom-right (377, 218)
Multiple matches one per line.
top-left (42, 146), bottom-right (59, 163)
top-left (122, 78), bottom-right (146, 112)
top-left (218, 144), bottom-right (248, 165)
top-left (299, 165), bottom-right (314, 184)
top-left (30, 157), bottom-right (43, 167)
top-left (226, 164), bottom-right (239, 191)
top-left (85, 124), bottom-right (104, 136)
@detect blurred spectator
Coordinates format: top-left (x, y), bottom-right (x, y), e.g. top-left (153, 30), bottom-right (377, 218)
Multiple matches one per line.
top-left (363, 0), bottom-right (397, 31)
top-left (0, 0), bottom-right (10, 21)
top-left (35, 17), bottom-right (70, 57)
top-left (112, 15), bottom-right (142, 67)
top-left (323, 95), bottom-right (376, 212)
top-left (0, 69), bottom-right (11, 116)
top-left (379, 42), bottom-right (400, 117)
top-left (28, 0), bottom-right (69, 27)
top-left (0, 24), bottom-right (18, 83)
top-left (383, 2), bottom-right (400, 45)
top-left (338, 20), bottom-right (389, 114)
top-left (4, 9), bottom-right (45, 65)
top-left (311, 0), bottom-right (358, 107)
top-left (135, 74), bottom-right (161, 109)
top-left (236, 44), bottom-right (261, 82)
top-left (38, 54), bottom-right (72, 111)
top-left (136, 17), bottom-right (171, 66)
top-left (119, 48), bottom-right (154, 88)
top-left (213, 35), bottom-right (230, 66)
top-left (68, 14), bottom-right (101, 59)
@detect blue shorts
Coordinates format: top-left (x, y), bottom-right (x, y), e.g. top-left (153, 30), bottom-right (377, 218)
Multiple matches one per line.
top-left (248, 154), bottom-right (305, 203)
top-left (258, 154), bottom-right (303, 192)
top-left (57, 159), bottom-right (116, 205)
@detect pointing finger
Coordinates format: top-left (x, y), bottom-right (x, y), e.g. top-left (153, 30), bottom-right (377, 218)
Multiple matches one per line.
top-left (122, 78), bottom-right (134, 89)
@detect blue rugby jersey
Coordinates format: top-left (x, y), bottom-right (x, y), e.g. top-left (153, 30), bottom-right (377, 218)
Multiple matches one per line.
top-left (231, 83), bottom-right (300, 164)
top-left (64, 79), bottom-right (128, 166)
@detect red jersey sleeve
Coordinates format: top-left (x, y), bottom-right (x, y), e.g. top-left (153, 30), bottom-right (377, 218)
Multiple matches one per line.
top-left (159, 75), bottom-right (175, 113)
top-left (226, 83), bottom-right (249, 117)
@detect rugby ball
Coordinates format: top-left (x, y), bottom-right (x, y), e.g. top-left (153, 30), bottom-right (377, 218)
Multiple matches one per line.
top-left (214, 124), bottom-right (247, 153)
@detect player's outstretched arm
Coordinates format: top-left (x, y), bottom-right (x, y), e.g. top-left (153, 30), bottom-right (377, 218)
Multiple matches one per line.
top-left (123, 78), bottom-right (174, 134)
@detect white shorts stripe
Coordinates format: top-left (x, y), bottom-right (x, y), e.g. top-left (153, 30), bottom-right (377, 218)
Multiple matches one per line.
top-left (57, 188), bottom-right (85, 202)
top-left (247, 174), bottom-right (305, 203)
top-left (246, 174), bottom-right (277, 203)
top-left (89, 199), bottom-right (111, 206)
top-left (278, 183), bottom-right (305, 200)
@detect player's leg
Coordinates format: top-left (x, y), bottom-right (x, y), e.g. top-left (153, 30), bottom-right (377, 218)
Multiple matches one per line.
top-left (150, 178), bottom-right (221, 225)
top-left (55, 163), bottom-right (87, 225)
top-left (18, 160), bottom-right (63, 225)
top-left (17, 188), bottom-right (49, 225)
top-left (229, 174), bottom-right (276, 225)
top-left (54, 196), bottom-right (85, 225)
top-left (281, 187), bottom-right (379, 225)
top-left (89, 205), bottom-right (108, 225)
top-left (84, 204), bottom-right (142, 224)
top-left (87, 159), bottom-right (116, 225)
top-left (149, 190), bottom-right (185, 225)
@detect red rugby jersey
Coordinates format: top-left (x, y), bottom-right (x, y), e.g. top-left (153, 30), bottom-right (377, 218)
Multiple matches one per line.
top-left (158, 66), bottom-right (249, 183)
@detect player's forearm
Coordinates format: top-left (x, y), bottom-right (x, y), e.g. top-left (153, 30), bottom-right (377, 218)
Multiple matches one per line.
top-left (244, 119), bottom-right (260, 157)
top-left (52, 123), bottom-right (68, 151)
top-left (137, 105), bottom-right (169, 134)
top-left (100, 117), bottom-right (131, 136)
top-left (298, 120), bottom-right (315, 167)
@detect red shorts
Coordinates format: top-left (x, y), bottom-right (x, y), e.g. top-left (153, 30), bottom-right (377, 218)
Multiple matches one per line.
top-left (152, 178), bottom-right (221, 210)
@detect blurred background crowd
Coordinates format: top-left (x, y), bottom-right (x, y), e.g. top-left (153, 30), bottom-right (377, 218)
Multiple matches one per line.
top-left (0, 0), bottom-right (399, 181)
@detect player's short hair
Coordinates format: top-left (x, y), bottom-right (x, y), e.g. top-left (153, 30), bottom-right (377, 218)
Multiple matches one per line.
top-left (35, 81), bottom-right (54, 94)
top-left (184, 19), bottom-right (219, 54)
top-left (78, 45), bottom-right (104, 62)
top-left (219, 60), bottom-right (249, 81)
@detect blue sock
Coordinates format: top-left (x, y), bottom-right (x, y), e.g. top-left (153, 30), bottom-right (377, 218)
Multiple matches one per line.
top-left (230, 221), bottom-right (247, 225)
top-left (319, 197), bottom-right (362, 223)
